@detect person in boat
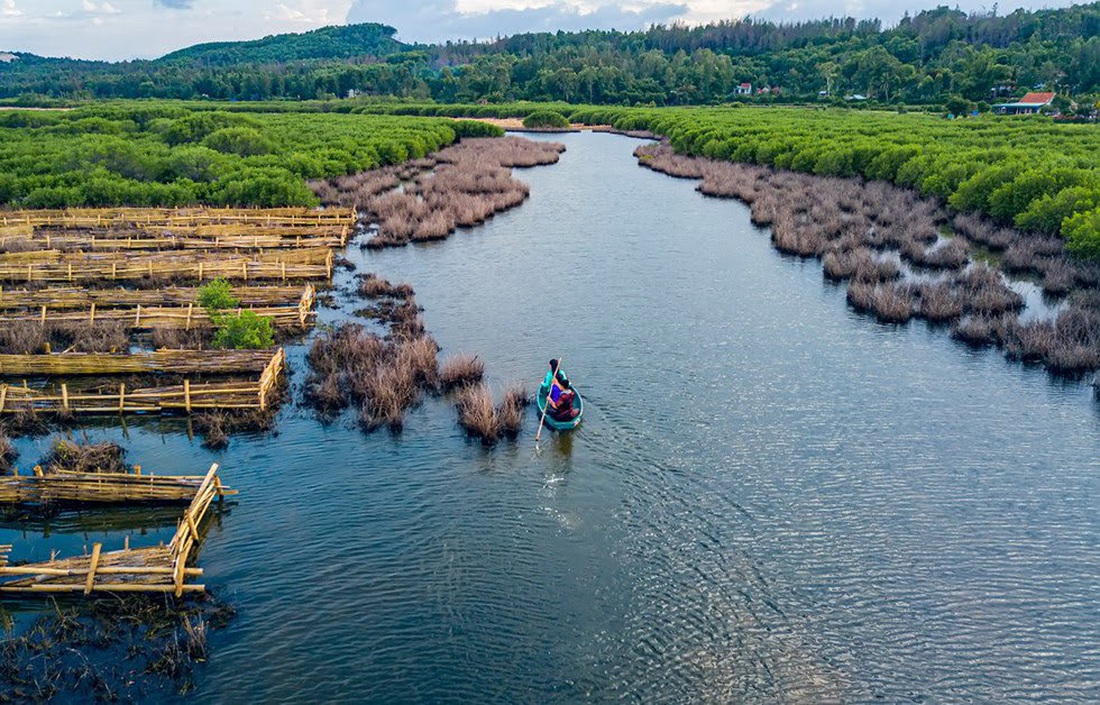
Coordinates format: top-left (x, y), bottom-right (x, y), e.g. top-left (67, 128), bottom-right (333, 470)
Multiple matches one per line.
top-left (541, 359), bottom-right (578, 421)
top-left (551, 386), bottom-right (578, 421)
top-left (541, 358), bottom-right (570, 397)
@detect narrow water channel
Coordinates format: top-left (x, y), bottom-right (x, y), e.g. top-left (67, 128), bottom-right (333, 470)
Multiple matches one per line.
top-left (5, 131), bottom-right (1099, 702)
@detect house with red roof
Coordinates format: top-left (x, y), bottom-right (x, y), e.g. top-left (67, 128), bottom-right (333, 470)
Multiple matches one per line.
top-left (993, 91), bottom-right (1056, 115)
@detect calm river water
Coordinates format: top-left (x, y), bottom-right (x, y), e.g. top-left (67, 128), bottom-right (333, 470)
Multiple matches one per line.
top-left (4, 131), bottom-right (1100, 703)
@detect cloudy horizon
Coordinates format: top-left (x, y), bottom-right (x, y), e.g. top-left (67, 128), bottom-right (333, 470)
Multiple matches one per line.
top-left (0, 0), bottom-right (1083, 62)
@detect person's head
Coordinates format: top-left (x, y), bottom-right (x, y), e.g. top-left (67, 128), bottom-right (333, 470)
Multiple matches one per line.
top-left (549, 358), bottom-right (559, 371)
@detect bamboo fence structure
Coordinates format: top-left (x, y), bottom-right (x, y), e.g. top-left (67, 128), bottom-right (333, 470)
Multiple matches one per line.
top-left (0, 462), bottom-right (237, 505)
top-left (0, 283), bottom-right (309, 310)
top-left (0, 246), bottom-right (333, 266)
top-left (0, 462), bottom-right (227, 595)
top-left (0, 251), bottom-right (333, 283)
top-left (0, 231), bottom-right (348, 252)
top-left (0, 347), bottom-right (285, 414)
top-left (0, 287), bottom-right (315, 331)
top-left (0, 207), bottom-right (355, 228)
top-left (0, 349), bottom-right (276, 376)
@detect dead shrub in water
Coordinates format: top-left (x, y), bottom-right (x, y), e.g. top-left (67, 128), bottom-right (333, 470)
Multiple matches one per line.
top-left (953, 214), bottom-right (1016, 251)
top-left (397, 335), bottom-right (440, 391)
top-left (41, 437), bottom-right (129, 473)
top-left (846, 281), bottom-right (916, 323)
top-left (956, 266), bottom-right (1024, 315)
top-left (69, 321), bottom-right (130, 353)
top-left (358, 363), bottom-right (419, 432)
top-left (951, 314), bottom-right (1015, 347)
top-left (0, 592), bottom-right (236, 700)
top-left (1005, 308), bottom-right (1100, 375)
top-left (496, 384), bottom-right (528, 439)
top-left (388, 302), bottom-right (426, 340)
top-left (0, 321), bottom-right (48, 354)
top-left (823, 249), bottom-right (898, 283)
top-left (439, 354), bottom-right (484, 391)
top-left (917, 281), bottom-right (966, 323)
top-left (0, 428), bottom-right (16, 472)
top-left (304, 322), bottom-right (439, 430)
top-left (1037, 258), bottom-right (1077, 296)
top-left (456, 382), bottom-right (499, 443)
top-left (152, 326), bottom-right (213, 350)
top-left (903, 238), bottom-right (969, 270)
top-left (358, 273), bottom-right (414, 300)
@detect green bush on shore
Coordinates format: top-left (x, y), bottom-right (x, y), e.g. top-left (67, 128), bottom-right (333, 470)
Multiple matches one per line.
top-left (522, 110), bottom-right (570, 129)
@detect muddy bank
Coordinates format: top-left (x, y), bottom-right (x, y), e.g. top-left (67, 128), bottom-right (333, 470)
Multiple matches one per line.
top-left (636, 143), bottom-right (1100, 377)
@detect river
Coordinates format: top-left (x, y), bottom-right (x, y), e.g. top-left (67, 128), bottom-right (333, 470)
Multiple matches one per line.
top-left (4, 131), bottom-right (1099, 702)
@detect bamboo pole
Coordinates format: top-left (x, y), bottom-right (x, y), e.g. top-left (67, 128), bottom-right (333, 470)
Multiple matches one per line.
top-left (83, 543), bottom-right (101, 595)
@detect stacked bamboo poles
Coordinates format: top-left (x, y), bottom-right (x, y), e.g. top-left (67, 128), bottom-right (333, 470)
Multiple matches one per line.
top-left (258, 347), bottom-right (286, 411)
top-left (0, 348), bottom-right (284, 414)
top-left (0, 284), bottom-right (310, 310)
top-left (0, 349), bottom-right (275, 376)
top-left (0, 246), bottom-right (333, 266)
top-left (0, 463), bottom-right (237, 504)
top-left (0, 299), bottom-right (314, 330)
top-left (0, 207), bottom-right (355, 228)
top-left (0, 232), bottom-right (346, 252)
top-left (0, 252), bottom-right (333, 283)
top-left (167, 462), bottom-right (223, 595)
top-left (0, 463), bottom-right (227, 595)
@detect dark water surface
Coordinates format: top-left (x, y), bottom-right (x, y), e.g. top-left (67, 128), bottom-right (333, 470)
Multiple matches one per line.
top-left (4, 132), bottom-right (1100, 702)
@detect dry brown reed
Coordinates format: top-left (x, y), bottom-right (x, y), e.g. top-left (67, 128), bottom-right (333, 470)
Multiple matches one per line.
top-left (311, 136), bottom-right (564, 249)
top-left (439, 354), bottom-right (484, 391)
top-left (456, 382), bottom-right (499, 442)
top-left (917, 281), bottom-right (966, 323)
top-left (0, 428), bottom-right (16, 472)
top-left (496, 384), bottom-right (528, 439)
top-left (0, 321), bottom-right (48, 354)
top-left (636, 141), bottom-right (1100, 377)
top-left (1038, 259), bottom-right (1077, 295)
top-left (71, 321), bottom-right (130, 353)
top-left (304, 322), bottom-right (439, 430)
top-left (951, 314), bottom-right (1015, 347)
top-left (358, 273), bottom-right (415, 300)
top-left (823, 248), bottom-right (899, 283)
top-left (152, 327), bottom-right (213, 350)
top-left (846, 281), bottom-right (916, 323)
top-left (904, 238), bottom-right (969, 270)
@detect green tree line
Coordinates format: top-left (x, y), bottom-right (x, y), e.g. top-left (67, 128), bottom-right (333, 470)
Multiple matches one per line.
top-left (1, 5), bottom-right (1097, 108)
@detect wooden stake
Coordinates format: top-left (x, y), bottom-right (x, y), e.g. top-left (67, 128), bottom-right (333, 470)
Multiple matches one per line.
top-left (84, 543), bottom-right (101, 595)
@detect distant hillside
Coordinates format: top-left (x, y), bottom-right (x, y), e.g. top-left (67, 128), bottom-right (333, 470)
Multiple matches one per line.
top-left (158, 23), bottom-right (406, 66)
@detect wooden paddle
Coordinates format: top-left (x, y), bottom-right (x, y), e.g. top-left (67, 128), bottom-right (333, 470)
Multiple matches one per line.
top-left (535, 357), bottom-right (563, 450)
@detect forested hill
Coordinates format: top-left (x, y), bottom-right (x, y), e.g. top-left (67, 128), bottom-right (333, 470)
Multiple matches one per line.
top-left (0, 4), bottom-right (1097, 107)
top-left (158, 23), bottom-right (405, 66)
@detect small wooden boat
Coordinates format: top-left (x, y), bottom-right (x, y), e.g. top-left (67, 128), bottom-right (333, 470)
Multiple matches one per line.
top-left (536, 384), bottom-right (583, 431)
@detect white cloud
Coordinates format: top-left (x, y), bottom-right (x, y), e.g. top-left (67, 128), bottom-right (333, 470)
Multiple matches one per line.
top-left (0, 0), bottom-right (22, 19)
top-left (265, 1), bottom-right (336, 24)
top-left (81, 0), bottom-right (121, 13)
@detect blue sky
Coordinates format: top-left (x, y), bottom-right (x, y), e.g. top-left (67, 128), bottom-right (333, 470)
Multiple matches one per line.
top-left (0, 0), bottom-right (1083, 61)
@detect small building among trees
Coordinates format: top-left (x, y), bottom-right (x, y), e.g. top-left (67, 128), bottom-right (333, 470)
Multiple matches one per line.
top-left (993, 91), bottom-right (1056, 115)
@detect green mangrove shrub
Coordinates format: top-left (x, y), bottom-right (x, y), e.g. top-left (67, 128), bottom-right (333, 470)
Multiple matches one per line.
top-left (522, 110), bottom-right (570, 129)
